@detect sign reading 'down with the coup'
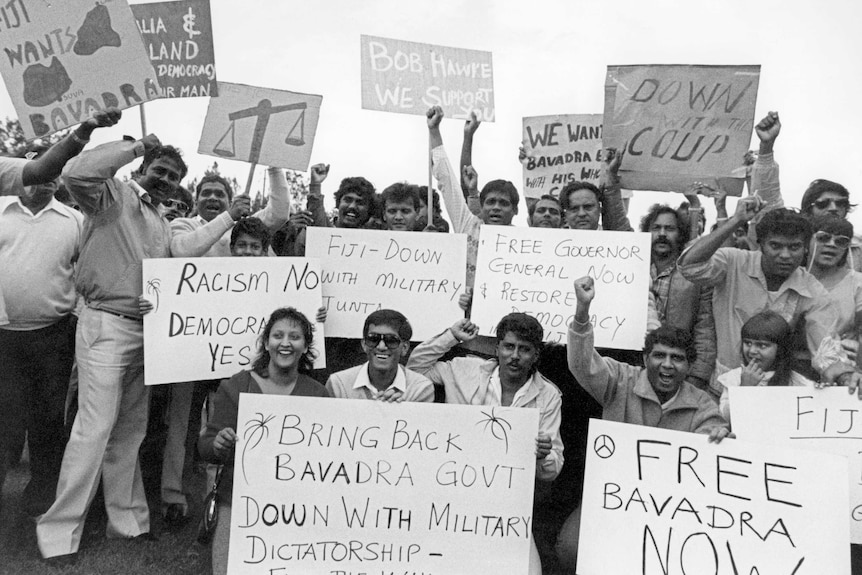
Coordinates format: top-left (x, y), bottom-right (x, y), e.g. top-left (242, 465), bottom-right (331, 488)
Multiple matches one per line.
top-left (522, 114), bottom-right (603, 198)
top-left (0, 0), bottom-right (161, 139)
top-left (230, 394), bottom-right (538, 574)
top-left (360, 34), bottom-right (495, 121)
top-left (131, 0), bottom-right (217, 98)
top-left (142, 257), bottom-right (325, 385)
top-left (731, 387), bottom-right (862, 544)
top-left (471, 227), bottom-right (650, 349)
top-left (306, 227), bottom-right (466, 340)
top-left (578, 420), bottom-right (850, 575)
top-left (198, 82), bottom-right (322, 172)
top-left (603, 65), bottom-right (760, 195)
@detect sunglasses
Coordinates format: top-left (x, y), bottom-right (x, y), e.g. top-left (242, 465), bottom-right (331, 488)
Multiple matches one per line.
top-left (163, 198), bottom-right (189, 212)
top-left (364, 333), bottom-right (402, 349)
top-left (812, 197), bottom-right (850, 211)
top-left (814, 231), bottom-right (851, 249)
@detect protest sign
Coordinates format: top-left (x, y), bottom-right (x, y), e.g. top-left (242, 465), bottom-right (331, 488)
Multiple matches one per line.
top-left (198, 82), bottom-right (322, 171)
top-left (522, 114), bottom-right (603, 198)
top-left (360, 34), bottom-right (495, 121)
top-left (603, 65), bottom-right (760, 195)
top-left (731, 386), bottom-right (862, 544)
top-left (229, 394), bottom-right (538, 574)
top-left (470, 227), bottom-right (650, 349)
top-left (578, 419), bottom-right (850, 574)
top-left (131, 0), bottom-right (217, 98)
top-left (0, 0), bottom-right (161, 139)
top-left (142, 257), bottom-right (324, 385)
top-left (306, 227), bottom-right (466, 339)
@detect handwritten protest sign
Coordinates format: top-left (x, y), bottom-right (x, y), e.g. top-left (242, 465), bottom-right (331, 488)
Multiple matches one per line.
top-left (360, 34), bottom-right (495, 121)
top-left (470, 227), bottom-right (650, 349)
top-left (198, 82), bottom-right (322, 171)
top-left (142, 257), bottom-right (324, 385)
top-left (0, 0), bottom-right (161, 139)
top-left (522, 114), bottom-right (603, 198)
top-left (230, 394), bottom-right (538, 574)
top-left (578, 419), bottom-right (850, 574)
top-left (603, 65), bottom-right (760, 195)
top-left (306, 227), bottom-right (466, 339)
top-left (731, 387), bottom-right (862, 544)
top-left (131, 0), bottom-right (217, 98)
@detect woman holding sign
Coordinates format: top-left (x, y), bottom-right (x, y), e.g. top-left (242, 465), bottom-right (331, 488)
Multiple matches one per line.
top-left (198, 307), bottom-right (330, 575)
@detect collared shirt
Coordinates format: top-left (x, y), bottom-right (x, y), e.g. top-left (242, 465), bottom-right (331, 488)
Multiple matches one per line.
top-left (325, 362), bottom-right (434, 402)
top-left (650, 263), bottom-right (673, 319)
top-left (0, 156), bottom-right (30, 326)
top-left (0, 197), bottom-right (83, 330)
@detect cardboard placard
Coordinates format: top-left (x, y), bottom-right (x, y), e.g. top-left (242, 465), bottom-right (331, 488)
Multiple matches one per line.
top-left (360, 34), bottom-right (494, 121)
top-left (198, 81), bottom-right (322, 171)
top-left (578, 419), bottom-right (850, 574)
top-left (603, 65), bottom-right (760, 195)
top-left (471, 227), bottom-right (650, 349)
top-left (522, 114), bottom-right (603, 199)
top-left (131, 0), bottom-right (217, 98)
top-left (142, 257), bottom-right (325, 385)
top-left (305, 227), bottom-right (466, 340)
top-left (229, 394), bottom-right (538, 574)
top-left (0, 0), bottom-right (161, 139)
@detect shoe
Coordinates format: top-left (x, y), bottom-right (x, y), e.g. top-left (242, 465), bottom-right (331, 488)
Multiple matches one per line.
top-left (133, 532), bottom-right (159, 542)
top-left (42, 552), bottom-right (78, 567)
top-left (163, 503), bottom-right (189, 529)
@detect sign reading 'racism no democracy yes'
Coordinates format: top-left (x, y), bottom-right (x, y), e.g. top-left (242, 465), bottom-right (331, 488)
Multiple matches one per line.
top-left (229, 394), bottom-right (539, 575)
top-left (603, 65), bottom-right (760, 196)
top-left (142, 257), bottom-right (325, 386)
top-left (306, 227), bottom-right (467, 340)
top-left (578, 420), bottom-right (850, 575)
top-left (471, 227), bottom-right (651, 350)
top-left (131, 0), bottom-right (217, 99)
top-left (360, 34), bottom-right (495, 122)
top-left (0, 0), bottom-right (161, 139)
top-left (198, 81), bottom-right (322, 172)
top-left (731, 387), bottom-right (862, 544)
top-left (521, 114), bottom-right (603, 199)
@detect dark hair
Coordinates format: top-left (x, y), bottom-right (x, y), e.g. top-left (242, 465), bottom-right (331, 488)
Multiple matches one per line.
top-left (381, 183), bottom-right (421, 210)
top-left (496, 313), bottom-right (544, 376)
top-left (174, 185), bottom-right (193, 209)
top-left (138, 145), bottom-right (188, 180)
top-left (559, 182), bottom-right (601, 210)
top-left (195, 174), bottom-right (233, 201)
top-left (644, 325), bottom-right (696, 364)
top-left (417, 187), bottom-right (442, 213)
top-left (740, 311), bottom-right (794, 387)
top-left (334, 177), bottom-right (376, 223)
top-left (527, 194), bottom-right (562, 219)
top-left (755, 208), bottom-right (813, 246)
top-left (363, 309), bottom-right (413, 341)
top-left (479, 179), bottom-right (520, 211)
top-left (252, 307), bottom-right (317, 375)
top-left (230, 217), bottom-right (271, 252)
top-left (639, 204), bottom-right (691, 247)
top-left (812, 216), bottom-right (854, 267)
top-left (801, 179), bottom-right (854, 214)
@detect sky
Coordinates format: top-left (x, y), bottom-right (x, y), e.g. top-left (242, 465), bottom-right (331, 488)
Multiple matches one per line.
top-left (2, 0), bottom-right (861, 228)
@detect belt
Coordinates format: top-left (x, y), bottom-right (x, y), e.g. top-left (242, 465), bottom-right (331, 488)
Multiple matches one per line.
top-left (94, 307), bottom-right (143, 323)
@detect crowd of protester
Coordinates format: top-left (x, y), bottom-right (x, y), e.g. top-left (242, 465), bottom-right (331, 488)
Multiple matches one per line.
top-left (2, 103), bottom-right (862, 574)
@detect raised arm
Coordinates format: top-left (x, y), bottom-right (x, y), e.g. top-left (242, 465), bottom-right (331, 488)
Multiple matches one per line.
top-left (252, 167), bottom-right (292, 231)
top-left (750, 111), bottom-right (784, 217)
top-left (170, 195), bottom-right (251, 257)
top-left (678, 196), bottom-right (762, 268)
top-left (459, 111), bottom-right (482, 215)
top-left (598, 147), bottom-right (633, 231)
top-left (406, 319), bottom-right (479, 382)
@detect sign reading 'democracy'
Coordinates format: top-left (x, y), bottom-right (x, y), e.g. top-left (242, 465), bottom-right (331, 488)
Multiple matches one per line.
top-left (578, 419), bottom-right (850, 575)
top-left (198, 82), bottom-right (322, 171)
top-left (731, 387), bottom-right (862, 544)
top-left (230, 394), bottom-right (539, 575)
top-left (522, 114), bottom-right (603, 198)
top-left (360, 34), bottom-right (495, 121)
top-left (305, 227), bottom-right (466, 340)
top-left (0, 0), bottom-right (161, 139)
top-left (603, 65), bottom-right (760, 195)
top-left (142, 257), bottom-right (325, 385)
top-left (131, 0), bottom-right (217, 98)
top-left (471, 227), bottom-right (650, 349)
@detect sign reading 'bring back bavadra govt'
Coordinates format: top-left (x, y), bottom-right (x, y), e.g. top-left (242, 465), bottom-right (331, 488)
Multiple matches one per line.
top-left (578, 420), bottom-right (850, 574)
top-left (603, 64), bottom-right (759, 195)
top-left (360, 34), bottom-right (495, 121)
top-left (229, 394), bottom-right (539, 574)
top-left (142, 257), bottom-right (325, 385)
top-left (471, 227), bottom-right (651, 349)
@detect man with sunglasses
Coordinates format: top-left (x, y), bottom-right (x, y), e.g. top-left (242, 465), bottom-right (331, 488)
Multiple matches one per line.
top-left (158, 186), bottom-right (192, 221)
top-left (325, 310), bottom-right (434, 402)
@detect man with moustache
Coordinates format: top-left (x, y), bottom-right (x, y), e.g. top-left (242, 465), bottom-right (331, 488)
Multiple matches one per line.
top-left (527, 194), bottom-right (563, 228)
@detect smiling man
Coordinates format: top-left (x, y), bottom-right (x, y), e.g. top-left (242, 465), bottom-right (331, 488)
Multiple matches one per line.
top-left (325, 310), bottom-right (433, 402)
